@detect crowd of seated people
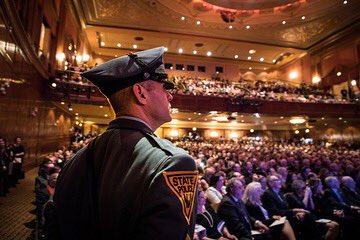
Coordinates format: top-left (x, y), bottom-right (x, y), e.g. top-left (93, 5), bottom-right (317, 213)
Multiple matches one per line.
top-left (31, 132), bottom-right (360, 240)
top-left (34, 132), bottom-right (96, 238)
top-left (171, 137), bottom-right (360, 240)
top-left (0, 136), bottom-right (26, 197)
top-left (170, 76), bottom-right (351, 104)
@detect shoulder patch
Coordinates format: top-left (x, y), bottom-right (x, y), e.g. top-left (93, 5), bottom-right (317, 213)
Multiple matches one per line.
top-left (163, 171), bottom-right (198, 225)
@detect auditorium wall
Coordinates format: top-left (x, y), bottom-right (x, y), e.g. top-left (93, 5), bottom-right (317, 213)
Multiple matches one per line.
top-left (0, 0), bottom-right (89, 168)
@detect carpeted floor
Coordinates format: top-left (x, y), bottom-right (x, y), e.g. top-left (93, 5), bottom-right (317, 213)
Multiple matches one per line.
top-left (0, 168), bottom-right (37, 240)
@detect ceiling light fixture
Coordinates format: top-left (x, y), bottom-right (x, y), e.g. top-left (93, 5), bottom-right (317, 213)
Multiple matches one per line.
top-left (100, 41), bottom-right (105, 46)
top-left (272, 59), bottom-right (276, 63)
top-left (249, 67), bottom-right (252, 70)
top-left (259, 57), bottom-right (264, 62)
top-left (234, 55), bottom-right (239, 59)
top-left (249, 49), bottom-right (256, 54)
top-left (295, 130), bottom-right (299, 134)
top-left (178, 48), bottom-right (183, 53)
top-left (282, 20), bottom-right (286, 25)
top-left (193, 50), bottom-right (197, 54)
top-left (181, 16), bottom-right (185, 20)
top-left (289, 117), bottom-right (306, 124)
top-left (117, 43), bottom-right (121, 47)
top-left (196, 20), bottom-right (201, 25)
top-left (301, 16), bottom-right (306, 20)
top-left (343, 0), bottom-right (348, 4)
top-left (207, 51), bottom-right (212, 56)
top-left (248, 56), bottom-right (252, 60)
top-left (351, 79), bottom-right (357, 86)
top-left (336, 71), bottom-right (342, 76)
top-left (133, 44), bottom-right (137, 49)
top-left (164, 47), bottom-right (168, 51)
top-left (246, 25), bottom-right (251, 29)
top-left (250, 129), bottom-right (254, 133)
top-left (229, 25), bottom-right (233, 29)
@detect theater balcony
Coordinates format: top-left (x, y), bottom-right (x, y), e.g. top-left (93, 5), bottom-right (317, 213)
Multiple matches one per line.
top-left (47, 77), bottom-right (360, 119)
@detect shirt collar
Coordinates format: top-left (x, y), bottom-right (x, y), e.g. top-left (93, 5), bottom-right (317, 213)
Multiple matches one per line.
top-left (230, 194), bottom-right (239, 203)
top-left (116, 116), bottom-right (153, 131)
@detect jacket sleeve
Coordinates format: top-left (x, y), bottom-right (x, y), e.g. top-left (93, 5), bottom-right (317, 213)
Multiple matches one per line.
top-left (134, 154), bottom-right (198, 240)
top-left (217, 200), bottom-right (252, 240)
top-left (262, 192), bottom-right (293, 218)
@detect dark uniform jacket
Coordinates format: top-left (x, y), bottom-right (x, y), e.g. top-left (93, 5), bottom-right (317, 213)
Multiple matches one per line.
top-left (54, 118), bottom-right (198, 240)
top-left (217, 194), bottom-right (253, 240)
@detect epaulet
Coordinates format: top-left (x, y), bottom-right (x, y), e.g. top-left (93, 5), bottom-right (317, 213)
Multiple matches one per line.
top-left (143, 132), bottom-right (187, 157)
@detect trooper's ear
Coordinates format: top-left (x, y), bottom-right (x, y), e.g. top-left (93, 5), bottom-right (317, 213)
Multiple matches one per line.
top-left (132, 83), bottom-right (148, 105)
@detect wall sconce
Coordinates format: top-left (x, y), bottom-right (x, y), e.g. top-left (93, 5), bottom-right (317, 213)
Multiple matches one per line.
top-left (56, 52), bottom-right (65, 62)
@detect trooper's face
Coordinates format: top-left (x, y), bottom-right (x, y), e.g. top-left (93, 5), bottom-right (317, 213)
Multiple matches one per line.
top-left (147, 80), bottom-right (173, 124)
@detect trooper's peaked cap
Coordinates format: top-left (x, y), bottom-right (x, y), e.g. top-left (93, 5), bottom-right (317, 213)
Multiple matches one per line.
top-left (81, 47), bottom-right (174, 97)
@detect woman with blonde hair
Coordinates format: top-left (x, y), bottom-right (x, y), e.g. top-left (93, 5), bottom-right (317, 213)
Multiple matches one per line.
top-left (243, 182), bottom-right (296, 240)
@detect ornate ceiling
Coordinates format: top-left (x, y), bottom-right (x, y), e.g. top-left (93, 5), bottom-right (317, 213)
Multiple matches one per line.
top-left (75, 0), bottom-right (360, 64)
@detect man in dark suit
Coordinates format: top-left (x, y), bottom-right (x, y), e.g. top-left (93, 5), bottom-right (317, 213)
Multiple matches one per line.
top-left (55, 47), bottom-right (198, 240)
top-left (324, 176), bottom-right (360, 215)
top-left (262, 175), bottom-right (320, 240)
top-left (341, 176), bottom-right (360, 207)
top-left (218, 178), bottom-right (270, 240)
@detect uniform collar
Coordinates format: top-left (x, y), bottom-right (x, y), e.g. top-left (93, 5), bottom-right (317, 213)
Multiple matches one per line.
top-left (107, 117), bottom-right (154, 135)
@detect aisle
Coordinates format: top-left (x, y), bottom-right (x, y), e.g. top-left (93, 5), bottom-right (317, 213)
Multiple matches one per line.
top-left (0, 168), bottom-right (37, 240)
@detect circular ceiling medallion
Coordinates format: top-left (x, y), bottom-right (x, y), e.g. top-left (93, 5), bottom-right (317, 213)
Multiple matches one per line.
top-left (203, 0), bottom-right (299, 10)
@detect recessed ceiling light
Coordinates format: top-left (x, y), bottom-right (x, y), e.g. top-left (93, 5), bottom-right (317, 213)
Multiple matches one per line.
top-left (343, 0), bottom-right (348, 4)
top-left (273, 59), bottom-right (276, 63)
top-left (178, 48), bottom-right (183, 53)
top-left (301, 16), bottom-right (306, 20)
top-left (321, 117), bottom-right (325, 120)
top-left (305, 129), bottom-right (310, 133)
top-left (274, 121), bottom-right (278, 124)
top-left (249, 67), bottom-right (252, 70)
top-left (207, 51), bottom-right (212, 56)
top-left (117, 43), bottom-right (121, 47)
top-left (229, 25), bottom-right (233, 29)
top-left (250, 129), bottom-right (254, 133)
top-left (249, 49), bottom-right (256, 54)
top-left (339, 117), bottom-right (343, 120)
top-left (99, 105), bottom-right (103, 108)
top-left (164, 47), bottom-right (168, 51)
top-left (100, 41), bottom-right (105, 46)
top-left (182, 67), bottom-right (185, 70)
top-left (336, 71), bottom-right (342, 76)
top-left (104, 114), bottom-right (108, 117)
top-left (260, 57), bottom-right (264, 62)
top-left (170, 66), bottom-right (173, 70)
top-left (133, 44), bottom-right (138, 49)
top-left (181, 16), bottom-right (185, 20)
top-left (248, 56), bottom-right (252, 60)
top-left (282, 20), bottom-right (286, 25)
top-left (241, 120), bottom-right (245, 122)
top-left (196, 20), bottom-right (201, 25)
top-left (193, 50), bottom-right (197, 54)
top-left (246, 25), bottom-right (251, 29)
top-left (351, 79), bottom-right (357, 86)
top-left (188, 118), bottom-right (192, 120)
top-left (295, 130), bottom-right (299, 134)
top-left (234, 55), bottom-right (239, 59)
top-left (60, 101), bottom-right (65, 105)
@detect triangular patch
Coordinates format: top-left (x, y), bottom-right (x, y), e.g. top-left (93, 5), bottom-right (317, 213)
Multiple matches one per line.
top-left (163, 171), bottom-right (198, 225)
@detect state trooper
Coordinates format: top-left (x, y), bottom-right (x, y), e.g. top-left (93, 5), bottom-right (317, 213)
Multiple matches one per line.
top-left (54, 47), bottom-right (198, 240)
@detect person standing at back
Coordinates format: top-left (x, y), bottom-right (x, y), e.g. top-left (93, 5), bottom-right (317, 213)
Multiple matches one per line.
top-left (54, 47), bottom-right (198, 240)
